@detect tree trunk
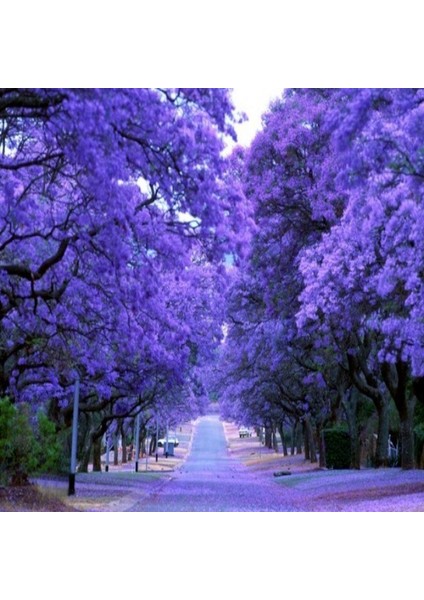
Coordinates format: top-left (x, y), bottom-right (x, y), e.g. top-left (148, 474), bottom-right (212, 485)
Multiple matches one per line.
top-left (303, 420), bottom-right (310, 460)
top-left (319, 430), bottom-right (326, 468)
top-left (278, 422), bottom-right (288, 456)
top-left (113, 433), bottom-right (119, 466)
top-left (375, 399), bottom-right (390, 467)
top-left (140, 436), bottom-right (146, 458)
top-left (342, 389), bottom-right (361, 470)
top-left (149, 435), bottom-right (156, 456)
top-left (76, 413), bottom-right (92, 472)
top-left (92, 437), bottom-right (102, 472)
top-left (296, 423), bottom-right (303, 455)
top-left (121, 423), bottom-right (127, 463)
top-left (381, 361), bottom-right (415, 469)
top-left (304, 415), bottom-right (317, 463)
top-left (272, 428), bottom-right (279, 453)
top-left (78, 440), bottom-right (91, 473)
top-left (399, 400), bottom-right (416, 469)
top-left (347, 347), bottom-right (389, 467)
top-left (350, 428), bottom-right (361, 470)
top-left (291, 422), bottom-right (297, 455)
top-left (264, 427), bottom-right (272, 449)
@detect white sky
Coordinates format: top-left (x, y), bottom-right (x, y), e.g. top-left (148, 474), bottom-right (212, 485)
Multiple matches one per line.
top-left (230, 85), bottom-right (285, 147)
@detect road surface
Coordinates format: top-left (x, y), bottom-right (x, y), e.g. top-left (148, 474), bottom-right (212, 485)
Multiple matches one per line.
top-left (130, 414), bottom-right (293, 511)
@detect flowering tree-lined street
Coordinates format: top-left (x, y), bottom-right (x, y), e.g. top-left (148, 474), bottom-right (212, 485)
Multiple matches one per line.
top-left (5, 415), bottom-right (422, 512)
top-left (1, 88), bottom-right (424, 511)
top-left (130, 415), bottom-right (298, 512)
top-left (127, 416), bottom-right (424, 512)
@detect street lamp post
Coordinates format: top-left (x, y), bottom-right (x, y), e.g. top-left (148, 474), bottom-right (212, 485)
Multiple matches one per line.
top-left (105, 434), bottom-right (110, 472)
top-left (155, 418), bottom-right (159, 462)
top-left (134, 413), bottom-right (140, 473)
top-left (145, 427), bottom-right (149, 471)
top-left (165, 420), bottom-right (169, 458)
top-left (68, 375), bottom-right (80, 496)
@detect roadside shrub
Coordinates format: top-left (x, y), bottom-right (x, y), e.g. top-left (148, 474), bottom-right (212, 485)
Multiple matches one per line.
top-left (35, 411), bottom-right (63, 474)
top-left (323, 427), bottom-right (351, 469)
top-left (0, 398), bottom-right (37, 485)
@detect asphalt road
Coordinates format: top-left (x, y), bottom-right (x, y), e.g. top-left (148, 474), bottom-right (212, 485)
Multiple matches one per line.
top-left (130, 414), bottom-right (293, 512)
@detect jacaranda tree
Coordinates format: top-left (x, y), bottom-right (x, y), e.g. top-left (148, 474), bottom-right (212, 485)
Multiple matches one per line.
top-left (0, 88), bottom-right (246, 468)
top-left (219, 88), bottom-right (424, 470)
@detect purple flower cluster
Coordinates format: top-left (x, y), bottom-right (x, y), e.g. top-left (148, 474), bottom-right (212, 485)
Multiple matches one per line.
top-left (0, 88), bottom-right (247, 445)
top-left (217, 89), bottom-right (424, 470)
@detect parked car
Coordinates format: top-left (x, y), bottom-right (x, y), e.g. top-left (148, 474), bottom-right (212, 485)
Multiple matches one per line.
top-left (157, 437), bottom-right (179, 447)
top-left (239, 426), bottom-right (252, 438)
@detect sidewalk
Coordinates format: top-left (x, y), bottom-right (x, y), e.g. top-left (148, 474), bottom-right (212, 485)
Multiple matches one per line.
top-left (222, 421), bottom-right (318, 477)
top-left (32, 419), bottom-right (196, 512)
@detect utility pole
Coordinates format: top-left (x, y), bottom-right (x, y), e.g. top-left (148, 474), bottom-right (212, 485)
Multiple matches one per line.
top-left (105, 434), bottom-right (110, 472)
top-left (145, 427), bottom-right (149, 471)
top-left (155, 417), bottom-right (159, 462)
top-left (68, 375), bottom-right (80, 496)
top-left (165, 420), bottom-right (169, 458)
top-left (134, 413), bottom-right (140, 473)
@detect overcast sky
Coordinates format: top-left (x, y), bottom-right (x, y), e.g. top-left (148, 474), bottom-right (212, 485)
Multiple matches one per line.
top-left (230, 85), bottom-right (285, 147)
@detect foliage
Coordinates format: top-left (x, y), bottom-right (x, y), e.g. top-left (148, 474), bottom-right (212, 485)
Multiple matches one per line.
top-left (217, 88), bottom-right (424, 470)
top-left (34, 411), bottom-right (63, 474)
top-left (414, 399), bottom-right (424, 427)
top-left (0, 398), bottom-right (37, 485)
top-left (322, 427), bottom-right (351, 469)
top-left (413, 425), bottom-right (424, 468)
top-left (0, 88), bottom-right (250, 462)
top-left (3, 88), bottom-right (424, 473)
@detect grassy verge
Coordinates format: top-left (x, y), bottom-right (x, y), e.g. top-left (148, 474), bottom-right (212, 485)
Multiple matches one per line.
top-left (222, 420), bottom-right (318, 476)
top-left (3, 420), bottom-right (195, 512)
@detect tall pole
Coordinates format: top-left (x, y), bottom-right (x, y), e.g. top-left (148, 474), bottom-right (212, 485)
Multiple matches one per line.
top-left (68, 375), bottom-right (80, 496)
top-left (145, 428), bottom-right (149, 471)
top-left (155, 417), bottom-right (159, 462)
top-left (165, 420), bottom-right (169, 458)
top-left (134, 413), bottom-right (140, 473)
top-left (105, 434), bottom-right (110, 472)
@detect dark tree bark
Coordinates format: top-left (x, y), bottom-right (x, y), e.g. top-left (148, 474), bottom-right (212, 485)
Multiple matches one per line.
top-left (375, 399), bottom-right (390, 468)
top-left (278, 421), bottom-right (288, 456)
top-left (347, 350), bottom-right (389, 467)
top-left (121, 423), bottom-right (127, 463)
top-left (303, 420), bottom-right (310, 460)
top-left (78, 442), bottom-right (91, 473)
top-left (272, 425), bottom-right (279, 453)
top-left (342, 388), bottom-right (361, 470)
top-left (77, 414), bottom-right (92, 473)
top-left (296, 422), bottom-right (303, 455)
top-left (319, 429), bottom-right (326, 468)
top-left (291, 422), bottom-right (296, 455)
top-left (382, 361), bottom-right (416, 470)
top-left (304, 415), bottom-right (317, 463)
top-left (264, 427), bottom-right (272, 449)
top-left (113, 432), bottom-right (119, 466)
top-left (149, 435), bottom-right (156, 456)
top-left (92, 437), bottom-right (102, 472)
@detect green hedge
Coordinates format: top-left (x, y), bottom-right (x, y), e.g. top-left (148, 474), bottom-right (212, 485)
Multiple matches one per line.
top-left (0, 398), bottom-right (64, 485)
top-left (414, 425), bottom-right (424, 469)
top-left (0, 399), bottom-right (37, 485)
top-left (35, 411), bottom-right (63, 474)
top-left (323, 427), bottom-right (351, 469)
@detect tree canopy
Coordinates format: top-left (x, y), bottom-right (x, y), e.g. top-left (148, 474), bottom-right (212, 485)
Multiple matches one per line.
top-left (2, 87), bottom-right (424, 473)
